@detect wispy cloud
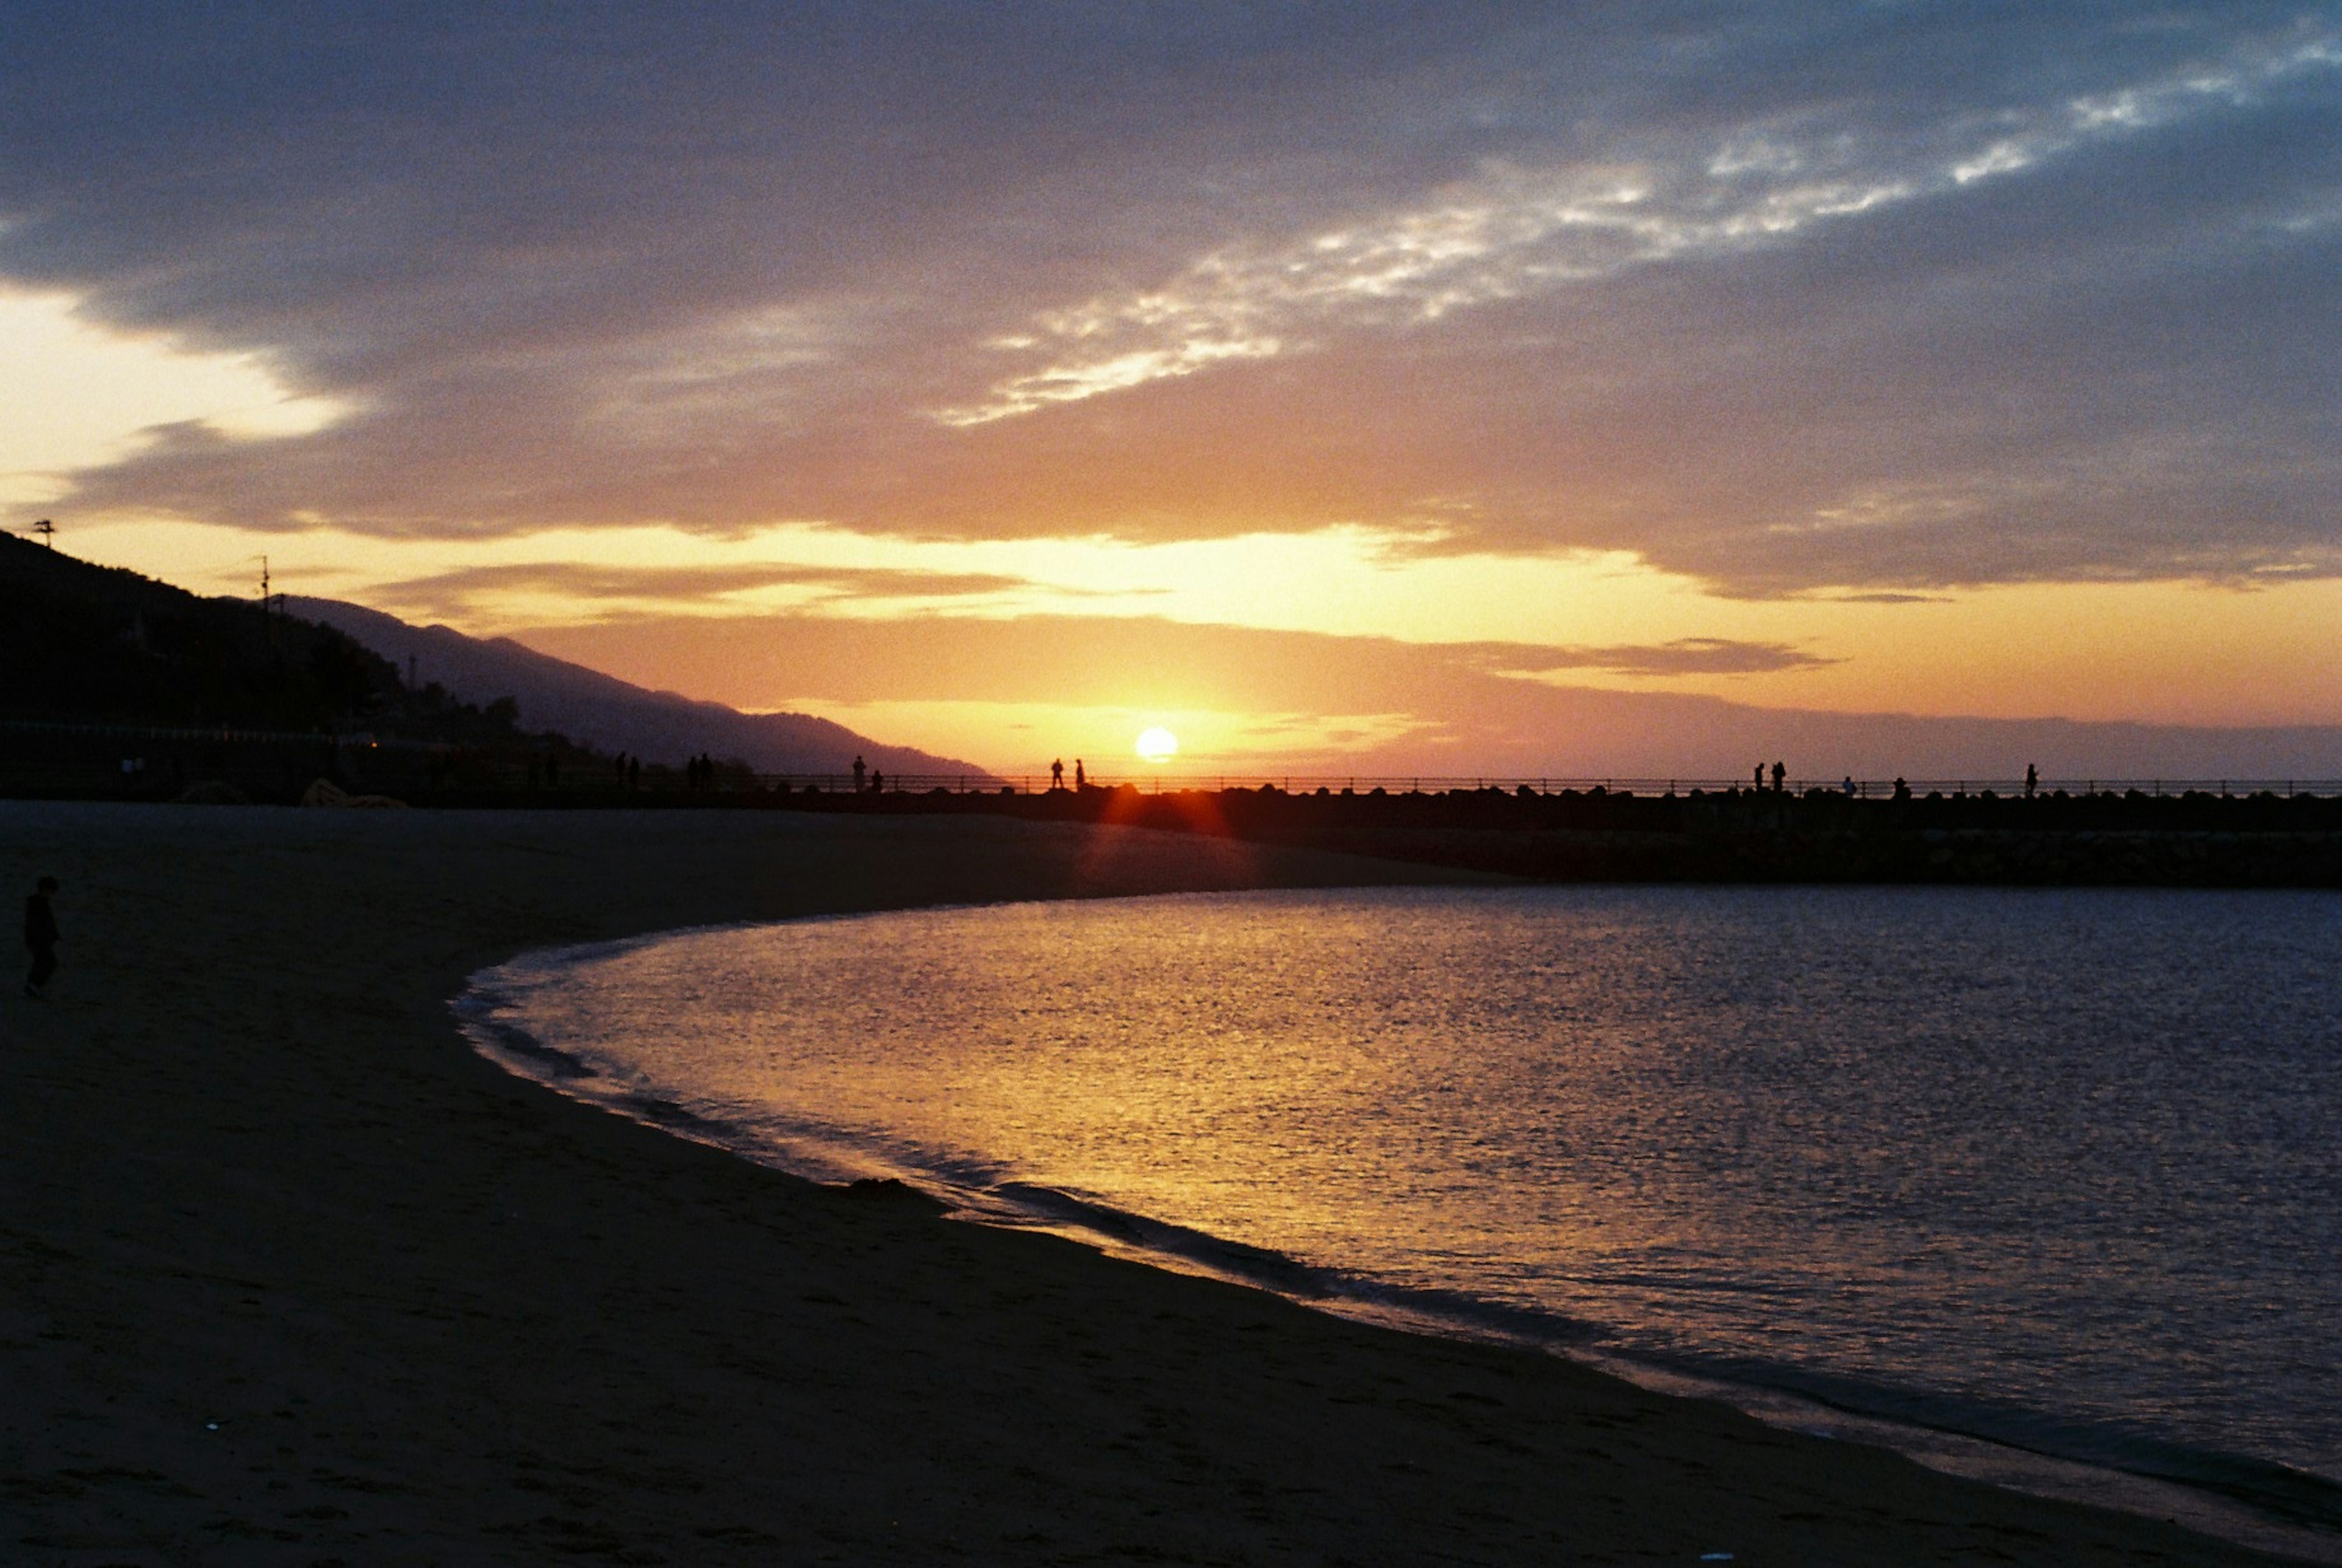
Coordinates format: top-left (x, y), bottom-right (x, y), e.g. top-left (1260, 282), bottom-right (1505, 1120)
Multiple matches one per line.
top-left (1482, 637), bottom-right (1839, 679)
top-left (370, 559), bottom-right (1058, 620)
top-left (939, 23), bottom-right (2341, 424)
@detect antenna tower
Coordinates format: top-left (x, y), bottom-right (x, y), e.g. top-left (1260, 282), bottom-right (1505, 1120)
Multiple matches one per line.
top-left (31, 518), bottom-right (54, 547)
top-left (260, 556), bottom-right (286, 649)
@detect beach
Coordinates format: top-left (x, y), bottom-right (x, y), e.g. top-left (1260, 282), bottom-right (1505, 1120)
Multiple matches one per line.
top-left (0, 803), bottom-right (2311, 1567)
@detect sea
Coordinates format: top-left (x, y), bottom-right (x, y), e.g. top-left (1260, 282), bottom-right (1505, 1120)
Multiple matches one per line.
top-left (457, 884), bottom-right (2342, 1559)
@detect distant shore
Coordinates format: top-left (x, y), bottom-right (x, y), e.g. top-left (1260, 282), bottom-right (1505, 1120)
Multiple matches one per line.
top-left (0, 803), bottom-right (2319, 1564)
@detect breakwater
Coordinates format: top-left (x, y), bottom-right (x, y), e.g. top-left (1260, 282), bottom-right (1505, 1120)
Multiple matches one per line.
top-left (811, 782), bottom-right (2342, 887)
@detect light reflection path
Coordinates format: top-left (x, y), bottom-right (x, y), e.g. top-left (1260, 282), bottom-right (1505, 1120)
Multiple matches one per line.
top-left (459, 884), bottom-right (2342, 1559)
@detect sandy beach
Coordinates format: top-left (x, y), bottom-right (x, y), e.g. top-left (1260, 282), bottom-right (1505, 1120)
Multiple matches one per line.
top-left (0, 802), bottom-right (2312, 1566)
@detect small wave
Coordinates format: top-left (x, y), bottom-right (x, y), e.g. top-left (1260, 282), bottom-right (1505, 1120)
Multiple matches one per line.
top-left (954, 1172), bottom-right (2342, 1542)
top-left (1586, 1346), bottom-right (2342, 1538)
top-left (454, 991), bottom-right (601, 1079)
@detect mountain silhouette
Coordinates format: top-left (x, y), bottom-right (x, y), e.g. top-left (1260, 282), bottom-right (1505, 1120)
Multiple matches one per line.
top-left (287, 596), bottom-right (987, 778)
top-left (1, 533), bottom-right (457, 735)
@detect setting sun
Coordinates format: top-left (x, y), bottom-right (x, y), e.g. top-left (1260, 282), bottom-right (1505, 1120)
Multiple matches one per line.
top-left (1134, 726), bottom-right (1178, 764)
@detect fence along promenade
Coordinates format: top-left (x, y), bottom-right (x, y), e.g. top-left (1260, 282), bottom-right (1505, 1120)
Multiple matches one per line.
top-left (5, 715), bottom-right (2336, 803)
top-left (751, 772), bottom-right (2342, 800)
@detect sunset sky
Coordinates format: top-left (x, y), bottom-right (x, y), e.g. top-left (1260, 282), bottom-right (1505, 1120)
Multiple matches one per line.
top-left (4, 4), bottom-right (2338, 776)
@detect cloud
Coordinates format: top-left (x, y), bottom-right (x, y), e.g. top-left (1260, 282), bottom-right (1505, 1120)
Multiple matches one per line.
top-left (2, 4), bottom-right (2337, 593)
top-left (523, 611), bottom-right (1815, 717)
top-left (941, 28), bottom-right (2330, 429)
top-left (364, 556), bottom-right (1834, 672)
top-left (367, 559), bottom-right (1059, 619)
top-left (1484, 638), bottom-right (1839, 678)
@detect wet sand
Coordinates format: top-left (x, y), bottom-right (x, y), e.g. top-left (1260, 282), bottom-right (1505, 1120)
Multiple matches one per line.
top-left (0, 802), bottom-right (2312, 1566)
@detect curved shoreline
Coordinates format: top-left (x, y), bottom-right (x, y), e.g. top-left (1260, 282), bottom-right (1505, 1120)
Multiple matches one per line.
top-left (457, 909), bottom-right (2340, 1563)
top-left (0, 801), bottom-right (2324, 1565)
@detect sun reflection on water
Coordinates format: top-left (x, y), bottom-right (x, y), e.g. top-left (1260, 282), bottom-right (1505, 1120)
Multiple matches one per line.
top-left (477, 883), bottom-right (2342, 1512)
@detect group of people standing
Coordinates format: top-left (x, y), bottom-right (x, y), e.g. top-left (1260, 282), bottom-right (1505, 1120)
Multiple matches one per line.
top-left (1755, 762), bottom-right (2044, 799)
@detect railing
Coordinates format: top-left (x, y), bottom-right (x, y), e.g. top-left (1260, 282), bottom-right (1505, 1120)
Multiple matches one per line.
top-left (748, 773), bottom-right (2342, 799)
top-left (7, 721), bottom-right (2335, 803)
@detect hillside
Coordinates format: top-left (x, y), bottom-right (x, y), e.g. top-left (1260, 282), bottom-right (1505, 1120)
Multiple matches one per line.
top-left (0, 532), bottom-right (982, 776)
top-left (0, 533), bottom-right (514, 740)
top-left (286, 596), bottom-right (988, 778)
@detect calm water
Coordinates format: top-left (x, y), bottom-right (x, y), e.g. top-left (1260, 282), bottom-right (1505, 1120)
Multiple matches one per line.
top-left (461, 885), bottom-right (2342, 1549)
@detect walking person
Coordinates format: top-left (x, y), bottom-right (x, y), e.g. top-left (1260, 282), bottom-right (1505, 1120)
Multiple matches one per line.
top-left (24, 876), bottom-right (59, 1000)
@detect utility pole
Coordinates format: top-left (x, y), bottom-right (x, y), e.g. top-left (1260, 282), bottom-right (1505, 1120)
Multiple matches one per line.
top-left (260, 556), bottom-right (285, 651)
top-left (30, 518), bottom-right (54, 547)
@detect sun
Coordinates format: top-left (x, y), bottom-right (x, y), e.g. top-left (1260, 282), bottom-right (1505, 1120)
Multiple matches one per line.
top-left (1134, 726), bottom-right (1178, 764)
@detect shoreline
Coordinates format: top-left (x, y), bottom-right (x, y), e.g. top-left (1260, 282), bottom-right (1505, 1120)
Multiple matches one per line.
top-left (0, 801), bottom-right (2323, 1565)
top-left (459, 911), bottom-right (2340, 1564)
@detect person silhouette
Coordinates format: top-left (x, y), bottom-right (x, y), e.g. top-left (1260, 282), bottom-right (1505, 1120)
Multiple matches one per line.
top-left (2025, 762), bottom-right (2039, 799)
top-left (871, 768), bottom-right (884, 794)
top-left (1771, 760), bottom-right (1786, 793)
top-left (1753, 762), bottom-right (1763, 792)
top-left (853, 755), bottom-right (867, 793)
top-left (1893, 776), bottom-right (1911, 802)
top-left (24, 875), bottom-right (59, 999)
top-left (1074, 759), bottom-right (1086, 790)
top-left (1051, 758), bottom-right (1065, 791)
